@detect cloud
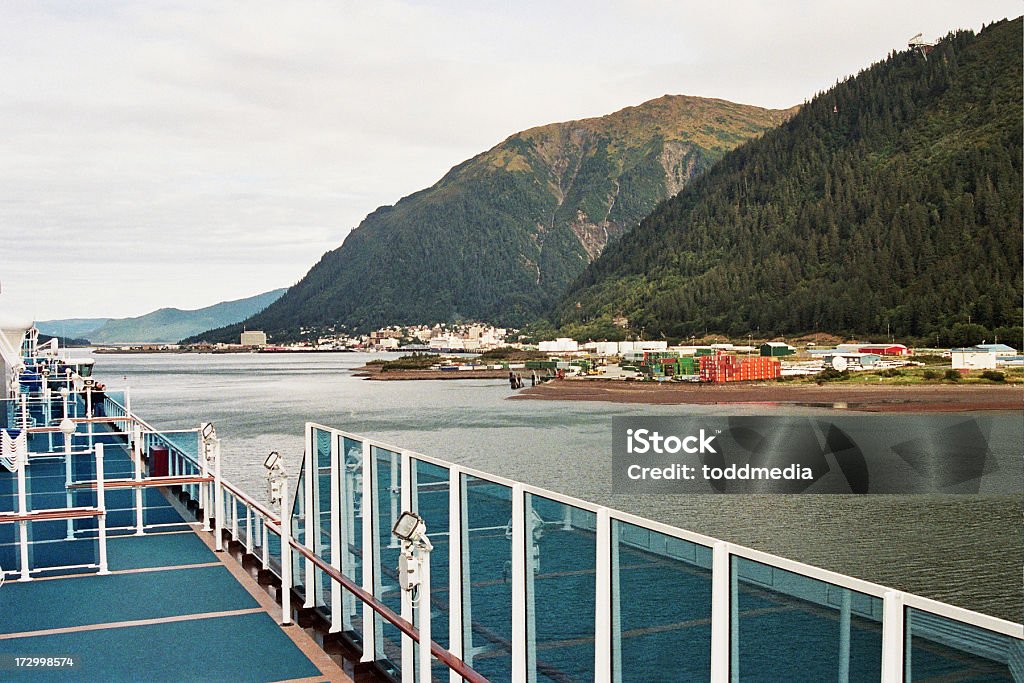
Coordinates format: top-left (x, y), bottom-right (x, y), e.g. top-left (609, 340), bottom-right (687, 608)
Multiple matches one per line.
top-left (1, 0), bottom-right (1018, 318)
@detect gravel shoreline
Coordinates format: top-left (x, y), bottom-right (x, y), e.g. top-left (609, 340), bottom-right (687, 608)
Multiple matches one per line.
top-left (509, 379), bottom-right (1023, 412)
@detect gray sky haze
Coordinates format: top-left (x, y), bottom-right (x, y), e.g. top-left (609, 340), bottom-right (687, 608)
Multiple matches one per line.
top-left (2, 1), bottom-right (1019, 320)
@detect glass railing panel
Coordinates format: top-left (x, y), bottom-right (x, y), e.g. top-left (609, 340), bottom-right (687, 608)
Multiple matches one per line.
top-left (314, 428), bottom-right (332, 616)
top-left (526, 493), bottom-right (596, 683)
top-left (372, 445), bottom-right (402, 678)
top-left (291, 464), bottom-right (307, 600)
top-left (461, 474), bottom-right (513, 682)
top-left (731, 556), bottom-right (883, 681)
top-left (412, 458), bottom-right (450, 683)
top-left (267, 526), bottom-right (283, 577)
top-left (612, 520), bottom-right (713, 682)
top-left (234, 498), bottom-right (249, 548)
top-left (337, 435), bottom-right (363, 635)
top-left (905, 607), bottom-right (1018, 681)
top-left (340, 436), bottom-right (363, 582)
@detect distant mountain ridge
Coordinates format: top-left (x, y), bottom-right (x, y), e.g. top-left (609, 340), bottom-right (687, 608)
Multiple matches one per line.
top-left (555, 19), bottom-right (1023, 345)
top-left (38, 288), bottom-right (287, 344)
top-left (192, 95), bottom-right (795, 342)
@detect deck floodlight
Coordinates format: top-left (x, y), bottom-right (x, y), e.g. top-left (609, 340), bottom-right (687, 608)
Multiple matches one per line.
top-left (393, 511), bottom-right (426, 544)
top-left (59, 387), bottom-right (69, 398)
top-left (264, 451), bottom-right (281, 470)
top-left (265, 452), bottom-right (287, 506)
top-left (59, 418), bottom-right (76, 436)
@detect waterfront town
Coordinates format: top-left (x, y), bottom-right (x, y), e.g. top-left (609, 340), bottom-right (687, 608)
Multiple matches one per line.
top-left (91, 321), bottom-right (1023, 386)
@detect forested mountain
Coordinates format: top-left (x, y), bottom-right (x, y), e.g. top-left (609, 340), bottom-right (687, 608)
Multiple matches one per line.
top-left (555, 19), bottom-right (1023, 346)
top-left (41, 289), bottom-right (286, 344)
top-left (193, 96), bottom-right (793, 341)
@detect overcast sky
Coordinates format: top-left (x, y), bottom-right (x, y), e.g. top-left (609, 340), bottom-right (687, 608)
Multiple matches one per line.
top-left (2, 1), bottom-right (1019, 321)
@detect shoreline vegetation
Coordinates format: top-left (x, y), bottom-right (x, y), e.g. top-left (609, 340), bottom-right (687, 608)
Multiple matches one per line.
top-left (509, 379), bottom-right (1022, 412)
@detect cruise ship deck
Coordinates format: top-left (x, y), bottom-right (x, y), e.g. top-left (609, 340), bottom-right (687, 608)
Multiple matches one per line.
top-left (0, 419), bottom-right (346, 683)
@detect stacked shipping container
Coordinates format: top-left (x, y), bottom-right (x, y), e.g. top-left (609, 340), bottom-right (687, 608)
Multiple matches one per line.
top-left (698, 352), bottom-right (781, 383)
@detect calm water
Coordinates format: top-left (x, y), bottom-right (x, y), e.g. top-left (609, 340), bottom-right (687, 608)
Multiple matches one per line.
top-left (90, 352), bottom-right (1021, 621)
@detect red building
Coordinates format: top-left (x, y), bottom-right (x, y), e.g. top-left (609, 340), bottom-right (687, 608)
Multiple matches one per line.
top-left (698, 352), bottom-right (781, 383)
top-left (857, 344), bottom-right (910, 356)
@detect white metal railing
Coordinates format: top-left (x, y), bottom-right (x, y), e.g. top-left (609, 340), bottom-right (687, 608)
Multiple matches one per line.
top-left (274, 421), bottom-right (1023, 683)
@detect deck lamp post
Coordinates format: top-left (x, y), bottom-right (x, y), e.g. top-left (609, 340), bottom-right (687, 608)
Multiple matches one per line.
top-left (392, 511), bottom-right (433, 683)
top-left (265, 451), bottom-right (292, 625)
top-left (201, 423), bottom-right (223, 551)
top-left (60, 415), bottom-right (76, 541)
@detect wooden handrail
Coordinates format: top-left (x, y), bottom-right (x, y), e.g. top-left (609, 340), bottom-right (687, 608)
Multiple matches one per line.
top-left (288, 540), bottom-right (489, 683)
top-left (0, 507), bottom-right (102, 523)
top-left (221, 479), bottom-right (280, 524)
top-left (68, 475), bottom-right (213, 490)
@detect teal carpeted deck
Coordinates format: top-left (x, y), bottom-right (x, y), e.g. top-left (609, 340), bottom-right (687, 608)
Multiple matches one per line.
top-left (0, 418), bottom-right (331, 683)
top-left (0, 611), bottom-right (322, 683)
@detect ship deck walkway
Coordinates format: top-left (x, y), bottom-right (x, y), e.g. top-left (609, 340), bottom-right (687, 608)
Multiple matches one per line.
top-left (0, 420), bottom-right (349, 683)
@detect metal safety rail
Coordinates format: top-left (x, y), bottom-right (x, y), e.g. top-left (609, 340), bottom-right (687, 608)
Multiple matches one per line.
top-left (263, 421), bottom-right (1023, 683)
top-left (0, 388), bottom-right (210, 579)
top-left (97, 394), bottom-right (487, 682)
top-left (216, 477), bottom-right (489, 683)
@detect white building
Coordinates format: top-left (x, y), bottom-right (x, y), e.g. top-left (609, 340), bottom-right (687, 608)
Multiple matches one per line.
top-left (240, 330), bottom-right (267, 347)
top-left (951, 348), bottom-right (997, 370)
top-left (538, 338), bottom-right (579, 353)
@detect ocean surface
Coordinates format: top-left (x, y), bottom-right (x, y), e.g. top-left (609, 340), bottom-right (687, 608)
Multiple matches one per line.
top-left (89, 351), bottom-right (1021, 621)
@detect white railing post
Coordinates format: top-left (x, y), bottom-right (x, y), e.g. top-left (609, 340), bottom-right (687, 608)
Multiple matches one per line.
top-left (710, 541), bottom-right (730, 683)
top-left (280, 477), bottom-right (292, 625)
top-left (447, 466), bottom-right (465, 683)
top-left (245, 506), bottom-right (253, 555)
top-left (881, 591), bottom-right (905, 682)
top-left (838, 588), bottom-right (852, 683)
top-left (401, 451), bottom-right (414, 683)
top-left (261, 519), bottom-right (270, 569)
top-left (214, 438), bottom-right (223, 552)
top-left (511, 483), bottom-right (527, 683)
top-left (303, 424), bottom-right (315, 610)
top-left (64, 415), bottom-right (74, 540)
top-left (133, 423), bottom-right (144, 535)
top-left (44, 387), bottom-right (52, 452)
top-left (611, 519), bottom-right (622, 683)
top-left (418, 542), bottom-right (433, 683)
top-left (200, 432), bottom-right (211, 532)
top-left (96, 443), bottom-right (109, 575)
top-left (329, 432), bottom-right (342, 634)
top-left (360, 440), bottom-right (376, 662)
top-left (86, 385), bottom-right (93, 450)
top-left (124, 386), bottom-right (131, 444)
top-left (16, 426), bottom-right (30, 581)
top-left (594, 508), bottom-right (612, 682)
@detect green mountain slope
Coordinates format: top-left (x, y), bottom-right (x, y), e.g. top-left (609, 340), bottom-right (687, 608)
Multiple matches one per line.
top-left (195, 95), bottom-right (794, 342)
top-left (556, 19), bottom-right (1023, 346)
top-left (44, 289), bottom-right (287, 344)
